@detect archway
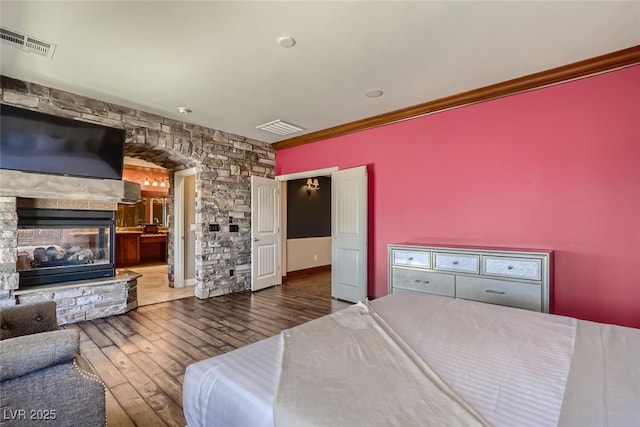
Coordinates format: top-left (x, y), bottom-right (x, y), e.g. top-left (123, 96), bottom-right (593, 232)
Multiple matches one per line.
top-left (121, 143), bottom-right (196, 305)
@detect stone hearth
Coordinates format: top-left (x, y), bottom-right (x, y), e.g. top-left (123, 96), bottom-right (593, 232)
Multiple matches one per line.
top-left (12, 270), bottom-right (140, 325)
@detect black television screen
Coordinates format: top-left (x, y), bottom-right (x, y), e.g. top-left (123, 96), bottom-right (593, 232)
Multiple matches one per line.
top-left (0, 104), bottom-right (125, 180)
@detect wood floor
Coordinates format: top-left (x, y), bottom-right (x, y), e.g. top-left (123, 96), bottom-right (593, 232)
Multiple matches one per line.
top-left (282, 266), bottom-right (331, 295)
top-left (64, 279), bottom-right (349, 427)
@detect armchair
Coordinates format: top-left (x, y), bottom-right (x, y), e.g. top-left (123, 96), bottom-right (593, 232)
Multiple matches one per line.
top-left (0, 301), bottom-right (106, 426)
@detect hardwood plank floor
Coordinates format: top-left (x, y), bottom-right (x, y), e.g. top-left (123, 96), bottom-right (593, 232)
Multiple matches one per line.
top-left (65, 282), bottom-right (350, 426)
top-left (283, 266), bottom-right (331, 295)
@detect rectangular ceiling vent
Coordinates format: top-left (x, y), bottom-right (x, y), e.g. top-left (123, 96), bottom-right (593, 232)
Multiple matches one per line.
top-left (1, 27), bottom-right (56, 59)
top-left (256, 119), bottom-right (305, 136)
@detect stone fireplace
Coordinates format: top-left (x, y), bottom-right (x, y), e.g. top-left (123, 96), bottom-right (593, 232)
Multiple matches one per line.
top-left (2, 76), bottom-right (277, 318)
top-left (0, 169), bottom-right (140, 324)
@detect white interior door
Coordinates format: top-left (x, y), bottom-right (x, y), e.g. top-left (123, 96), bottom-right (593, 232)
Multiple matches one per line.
top-left (332, 166), bottom-right (368, 302)
top-left (251, 176), bottom-right (281, 291)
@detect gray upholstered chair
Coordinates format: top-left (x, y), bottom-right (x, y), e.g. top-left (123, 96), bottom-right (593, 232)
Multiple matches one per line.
top-left (0, 301), bottom-right (106, 426)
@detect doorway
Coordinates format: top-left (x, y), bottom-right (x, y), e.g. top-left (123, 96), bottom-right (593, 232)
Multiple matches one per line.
top-left (281, 175), bottom-right (333, 295)
top-left (252, 166), bottom-right (368, 302)
top-left (117, 158), bottom-right (195, 306)
top-left (173, 168), bottom-right (197, 288)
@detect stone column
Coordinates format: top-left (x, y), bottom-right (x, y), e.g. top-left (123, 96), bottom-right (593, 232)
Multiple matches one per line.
top-left (0, 197), bottom-right (18, 307)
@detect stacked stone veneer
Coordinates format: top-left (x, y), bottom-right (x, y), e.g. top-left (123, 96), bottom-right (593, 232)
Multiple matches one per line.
top-left (14, 275), bottom-right (139, 325)
top-left (1, 75), bottom-right (276, 310)
top-left (0, 197), bottom-right (19, 307)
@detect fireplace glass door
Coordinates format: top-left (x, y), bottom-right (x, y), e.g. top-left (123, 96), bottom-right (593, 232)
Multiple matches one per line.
top-left (17, 209), bottom-right (116, 287)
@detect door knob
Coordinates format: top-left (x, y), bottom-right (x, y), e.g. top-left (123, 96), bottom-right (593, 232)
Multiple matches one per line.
top-left (254, 238), bottom-right (260, 242)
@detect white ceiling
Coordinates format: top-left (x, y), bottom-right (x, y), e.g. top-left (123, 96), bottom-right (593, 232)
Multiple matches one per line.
top-left (2, 1), bottom-right (639, 144)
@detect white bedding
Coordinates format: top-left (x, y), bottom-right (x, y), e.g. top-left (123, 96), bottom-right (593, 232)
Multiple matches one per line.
top-left (183, 292), bottom-right (640, 427)
top-left (276, 302), bottom-right (489, 427)
top-left (369, 293), bottom-right (576, 427)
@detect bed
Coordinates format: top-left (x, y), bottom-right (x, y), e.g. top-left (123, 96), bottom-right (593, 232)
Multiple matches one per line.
top-left (183, 292), bottom-right (640, 427)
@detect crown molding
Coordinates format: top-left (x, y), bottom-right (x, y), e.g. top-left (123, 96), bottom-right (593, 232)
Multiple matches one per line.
top-left (273, 45), bottom-right (640, 151)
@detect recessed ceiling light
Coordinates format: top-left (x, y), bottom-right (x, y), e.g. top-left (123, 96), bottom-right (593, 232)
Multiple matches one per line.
top-left (278, 36), bottom-right (296, 48)
top-left (178, 107), bottom-right (192, 114)
top-left (365, 89), bottom-right (384, 98)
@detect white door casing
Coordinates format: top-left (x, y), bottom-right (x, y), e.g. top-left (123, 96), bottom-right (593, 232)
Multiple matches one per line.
top-left (251, 176), bottom-right (281, 291)
top-left (183, 174), bottom-right (196, 285)
top-left (331, 165), bottom-right (368, 302)
top-left (173, 167), bottom-right (197, 288)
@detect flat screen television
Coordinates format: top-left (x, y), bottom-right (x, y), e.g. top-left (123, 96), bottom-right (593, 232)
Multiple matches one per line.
top-left (1, 104), bottom-right (125, 180)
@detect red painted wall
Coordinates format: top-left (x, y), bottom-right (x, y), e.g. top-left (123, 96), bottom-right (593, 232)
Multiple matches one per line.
top-left (276, 65), bottom-right (640, 328)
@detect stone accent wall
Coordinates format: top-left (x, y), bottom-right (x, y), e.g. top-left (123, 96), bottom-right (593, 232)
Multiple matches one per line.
top-left (0, 197), bottom-right (19, 307)
top-left (1, 75), bottom-right (276, 300)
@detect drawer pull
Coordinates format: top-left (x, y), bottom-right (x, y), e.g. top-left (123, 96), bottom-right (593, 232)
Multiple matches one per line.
top-left (408, 257), bottom-right (414, 261)
top-left (414, 279), bottom-right (430, 284)
top-left (452, 261), bottom-right (459, 265)
top-left (507, 265), bottom-right (514, 270)
top-left (485, 289), bottom-right (505, 295)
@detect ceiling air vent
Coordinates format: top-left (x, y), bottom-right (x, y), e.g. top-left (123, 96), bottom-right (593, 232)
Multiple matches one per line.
top-left (256, 119), bottom-right (305, 136)
top-left (1, 27), bottom-right (56, 59)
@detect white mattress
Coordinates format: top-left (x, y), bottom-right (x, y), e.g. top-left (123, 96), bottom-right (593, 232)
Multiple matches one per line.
top-left (183, 292), bottom-right (640, 427)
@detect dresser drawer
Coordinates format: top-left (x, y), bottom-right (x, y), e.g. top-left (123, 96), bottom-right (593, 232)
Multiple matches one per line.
top-left (433, 253), bottom-right (479, 274)
top-left (391, 268), bottom-right (455, 297)
top-left (483, 256), bottom-right (542, 281)
top-left (392, 249), bottom-right (430, 268)
top-left (456, 276), bottom-right (542, 312)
